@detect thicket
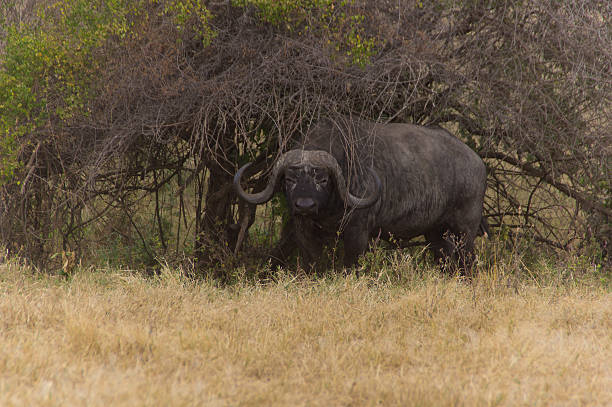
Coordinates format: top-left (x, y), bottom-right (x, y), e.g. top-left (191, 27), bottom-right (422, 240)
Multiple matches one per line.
top-left (0, 0), bottom-right (610, 273)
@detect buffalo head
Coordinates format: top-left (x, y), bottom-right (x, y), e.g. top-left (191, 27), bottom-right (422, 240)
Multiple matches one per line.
top-left (233, 150), bottom-right (381, 216)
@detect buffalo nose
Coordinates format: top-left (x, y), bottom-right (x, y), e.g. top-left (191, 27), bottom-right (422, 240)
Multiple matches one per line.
top-left (295, 197), bottom-right (316, 212)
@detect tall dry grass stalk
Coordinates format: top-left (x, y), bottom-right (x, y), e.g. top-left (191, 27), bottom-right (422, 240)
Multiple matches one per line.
top-left (0, 258), bottom-right (610, 406)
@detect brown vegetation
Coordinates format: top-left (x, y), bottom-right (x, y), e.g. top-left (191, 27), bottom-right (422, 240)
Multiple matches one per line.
top-left (0, 0), bottom-right (610, 271)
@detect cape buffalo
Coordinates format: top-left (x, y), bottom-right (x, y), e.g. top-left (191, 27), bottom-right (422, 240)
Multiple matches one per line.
top-left (234, 117), bottom-right (489, 271)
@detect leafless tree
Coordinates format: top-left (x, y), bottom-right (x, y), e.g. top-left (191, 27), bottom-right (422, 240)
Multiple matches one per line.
top-left (1, 0), bottom-right (609, 271)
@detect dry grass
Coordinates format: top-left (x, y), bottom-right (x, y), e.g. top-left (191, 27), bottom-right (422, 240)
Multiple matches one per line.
top-left (0, 257), bottom-right (610, 407)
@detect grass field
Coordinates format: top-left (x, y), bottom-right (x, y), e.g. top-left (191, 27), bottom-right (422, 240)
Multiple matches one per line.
top-left (0, 255), bottom-right (610, 406)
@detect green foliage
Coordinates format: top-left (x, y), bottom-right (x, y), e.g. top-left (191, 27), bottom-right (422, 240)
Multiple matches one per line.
top-left (232, 0), bottom-right (377, 66)
top-left (160, 0), bottom-right (216, 46)
top-left (342, 13), bottom-right (376, 67)
top-left (231, 0), bottom-right (332, 27)
top-left (0, 0), bottom-right (215, 185)
top-left (0, 0), bottom-right (134, 183)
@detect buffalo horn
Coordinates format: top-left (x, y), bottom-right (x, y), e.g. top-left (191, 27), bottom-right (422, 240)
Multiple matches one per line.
top-left (233, 151), bottom-right (299, 204)
top-left (233, 150), bottom-right (381, 208)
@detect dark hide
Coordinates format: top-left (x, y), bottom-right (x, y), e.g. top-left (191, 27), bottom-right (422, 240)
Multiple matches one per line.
top-left (243, 117), bottom-right (489, 271)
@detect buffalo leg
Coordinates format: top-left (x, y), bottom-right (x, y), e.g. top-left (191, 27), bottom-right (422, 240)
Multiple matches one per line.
top-left (268, 220), bottom-right (298, 268)
top-left (454, 231), bottom-right (477, 274)
top-left (298, 237), bottom-right (325, 271)
top-left (425, 230), bottom-right (456, 271)
top-left (342, 224), bottom-right (370, 268)
top-left (427, 229), bottom-right (480, 275)
top-left (447, 204), bottom-right (483, 275)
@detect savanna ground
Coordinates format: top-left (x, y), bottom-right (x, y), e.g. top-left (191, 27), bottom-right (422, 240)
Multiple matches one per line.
top-left (1, 248), bottom-right (610, 407)
top-left (1, 1), bottom-right (610, 405)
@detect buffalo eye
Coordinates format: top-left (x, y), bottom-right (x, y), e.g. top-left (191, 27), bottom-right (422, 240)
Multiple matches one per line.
top-left (285, 177), bottom-right (296, 188)
top-left (315, 176), bottom-right (329, 187)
